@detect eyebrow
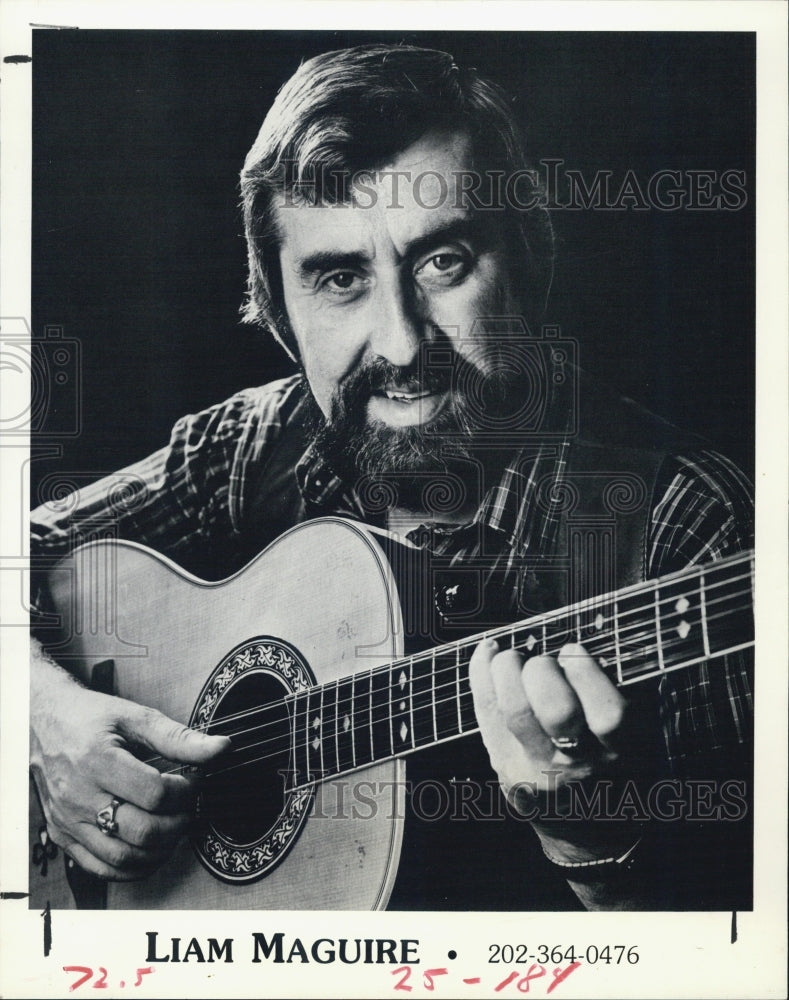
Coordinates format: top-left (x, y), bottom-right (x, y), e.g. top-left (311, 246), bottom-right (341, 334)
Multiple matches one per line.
top-left (297, 250), bottom-right (370, 279)
top-left (295, 214), bottom-right (488, 279)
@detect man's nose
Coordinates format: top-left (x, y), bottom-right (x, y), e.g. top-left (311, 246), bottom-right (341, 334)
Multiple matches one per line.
top-left (367, 276), bottom-right (425, 368)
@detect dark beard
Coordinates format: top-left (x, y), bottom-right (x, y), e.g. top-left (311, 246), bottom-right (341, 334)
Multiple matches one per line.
top-left (304, 350), bottom-right (524, 513)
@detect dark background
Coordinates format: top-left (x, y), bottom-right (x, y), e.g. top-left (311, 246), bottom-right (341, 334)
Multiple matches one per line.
top-left (31, 30), bottom-right (755, 502)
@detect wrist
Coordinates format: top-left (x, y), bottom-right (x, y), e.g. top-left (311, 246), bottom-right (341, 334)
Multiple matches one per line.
top-left (533, 822), bottom-right (645, 866)
top-left (535, 825), bottom-right (646, 886)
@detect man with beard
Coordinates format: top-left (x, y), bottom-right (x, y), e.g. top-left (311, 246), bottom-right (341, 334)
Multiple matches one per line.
top-left (29, 45), bottom-right (753, 911)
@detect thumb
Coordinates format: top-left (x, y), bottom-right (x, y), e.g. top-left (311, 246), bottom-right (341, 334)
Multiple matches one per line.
top-left (122, 704), bottom-right (232, 764)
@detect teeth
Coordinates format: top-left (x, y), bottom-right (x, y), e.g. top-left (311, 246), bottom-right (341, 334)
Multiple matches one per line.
top-left (384, 389), bottom-right (431, 401)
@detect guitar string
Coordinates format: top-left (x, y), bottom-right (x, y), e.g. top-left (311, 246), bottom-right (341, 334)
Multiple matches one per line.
top-left (135, 577), bottom-right (752, 775)
top-left (204, 596), bottom-right (753, 782)
top-left (145, 591), bottom-right (752, 781)
top-left (132, 564), bottom-right (750, 763)
top-left (133, 570), bottom-right (751, 770)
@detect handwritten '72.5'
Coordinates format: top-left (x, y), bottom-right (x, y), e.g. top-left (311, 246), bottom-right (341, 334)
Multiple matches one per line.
top-left (63, 966), bottom-right (155, 991)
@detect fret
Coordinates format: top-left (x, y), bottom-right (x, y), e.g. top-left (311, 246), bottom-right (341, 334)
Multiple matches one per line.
top-left (705, 564), bottom-right (754, 656)
top-left (369, 666), bottom-right (392, 762)
top-left (335, 676), bottom-right (355, 774)
top-left (430, 651), bottom-right (438, 743)
top-left (352, 671), bottom-right (373, 768)
top-left (303, 688), bottom-right (316, 784)
top-left (350, 676), bottom-right (356, 769)
top-left (291, 690), bottom-right (310, 789)
top-left (653, 582), bottom-right (665, 672)
top-left (433, 649), bottom-right (463, 741)
top-left (320, 679), bottom-right (338, 778)
top-left (390, 661), bottom-right (414, 753)
top-left (657, 572), bottom-right (706, 672)
top-left (575, 593), bottom-right (614, 660)
top-left (542, 612), bottom-right (572, 658)
top-left (455, 644), bottom-right (463, 734)
top-left (388, 660), bottom-right (395, 758)
top-left (334, 678), bottom-right (341, 773)
top-left (456, 652), bottom-right (477, 733)
top-left (699, 569), bottom-right (710, 657)
top-left (409, 657), bottom-right (416, 753)
top-left (308, 686), bottom-right (325, 779)
top-left (516, 623), bottom-right (542, 658)
top-left (410, 653), bottom-right (435, 748)
top-left (613, 597), bottom-right (623, 685)
top-left (616, 588), bottom-right (660, 681)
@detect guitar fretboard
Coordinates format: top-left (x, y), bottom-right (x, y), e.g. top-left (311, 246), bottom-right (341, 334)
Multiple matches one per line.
top-left (288, 549), bottom-right (754, 788)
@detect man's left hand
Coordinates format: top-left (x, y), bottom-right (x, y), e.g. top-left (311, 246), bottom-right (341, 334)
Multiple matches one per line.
top-left (469, 638), bottom-right (636, 864)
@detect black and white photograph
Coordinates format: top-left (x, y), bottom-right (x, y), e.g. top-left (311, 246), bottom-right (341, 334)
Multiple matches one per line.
top-left (1, 3), bottom-right (786, 998)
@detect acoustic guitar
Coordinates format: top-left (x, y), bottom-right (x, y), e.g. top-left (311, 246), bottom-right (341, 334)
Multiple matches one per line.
top-left (28, 517), bottom-right (754, 909)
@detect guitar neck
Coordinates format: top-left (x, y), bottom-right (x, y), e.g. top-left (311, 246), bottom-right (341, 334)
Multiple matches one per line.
top-left (288, 549), bottom-right (754, 787)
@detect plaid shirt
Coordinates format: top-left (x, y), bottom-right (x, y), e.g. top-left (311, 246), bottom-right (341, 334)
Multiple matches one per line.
top-left (31, 374), bottom-right (753, 769)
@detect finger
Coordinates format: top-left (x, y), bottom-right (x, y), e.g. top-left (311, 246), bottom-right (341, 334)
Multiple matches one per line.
top-left (63, 836), bottom-right (162, 883)
top-left (119, 704), bottom-right (231, 764)
top-left (102, 747), bottom-right (201, 815)
top-left (468, 637), bottom-right (501, 722)
top-left (469, 639), bottom-right (525, 778)
top-left (76, 821), bottom-right (166, 876)
top-left (557, 643), bottom-right (628, 752)
top-left (60, 840), bottom-right (139, 882)
top-left (520, 653), bottom-right (587, 743)
top-left (110, 800), bottom-right (191, 851)
top-left (489, 649), bottom-right (553, 760)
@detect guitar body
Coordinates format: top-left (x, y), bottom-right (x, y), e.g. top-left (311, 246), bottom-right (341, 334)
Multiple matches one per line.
top-left (30, 513), bottom-right (753, 911)
top-left (34, 518), bottom-right (408, 910)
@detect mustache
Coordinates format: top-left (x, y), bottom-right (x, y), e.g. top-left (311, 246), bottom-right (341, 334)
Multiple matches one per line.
top-left (332, 354), bottom-right (473, 419)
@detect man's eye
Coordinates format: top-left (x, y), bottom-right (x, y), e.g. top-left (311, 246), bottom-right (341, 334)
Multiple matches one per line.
top-left (417, 251), bottom-right (471, 283)
top-left (431, 253), bottom-right (462, 272)
top-left (325, 271), bottom-right (357, 290)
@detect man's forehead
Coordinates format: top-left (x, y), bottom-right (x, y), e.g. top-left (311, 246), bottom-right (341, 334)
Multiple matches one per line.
top-left (275, 129), bottom-right (485, 263)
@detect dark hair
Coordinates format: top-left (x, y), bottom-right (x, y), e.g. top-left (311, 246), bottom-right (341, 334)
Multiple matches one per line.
top-left (240, 44), bottom-right (554, 357)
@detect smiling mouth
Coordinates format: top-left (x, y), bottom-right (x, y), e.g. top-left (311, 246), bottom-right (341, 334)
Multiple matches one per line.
top-left (382, 387), bottom-right (435, 403)
top-left (368, 385), bottom-right (449, 426)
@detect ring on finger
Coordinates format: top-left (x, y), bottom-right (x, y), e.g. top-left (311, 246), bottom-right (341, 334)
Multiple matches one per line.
top-left (549, 734), bottom-right (588, 758)
top-left (96, 797), bottom-right (123, 837)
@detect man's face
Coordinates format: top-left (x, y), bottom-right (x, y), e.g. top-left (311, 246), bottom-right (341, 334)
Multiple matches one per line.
top-left (276, 129), bottom-right (522, 483)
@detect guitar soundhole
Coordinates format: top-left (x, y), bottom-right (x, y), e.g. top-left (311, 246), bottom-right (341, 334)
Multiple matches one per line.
top-left (189, 636), bottom-right (315, 884)
top-left (200, 672), bottom-right (292, 844)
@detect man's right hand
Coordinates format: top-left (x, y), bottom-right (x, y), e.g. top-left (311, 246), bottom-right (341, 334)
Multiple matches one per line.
top-left (30, 645), bottom-right (231, 881)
